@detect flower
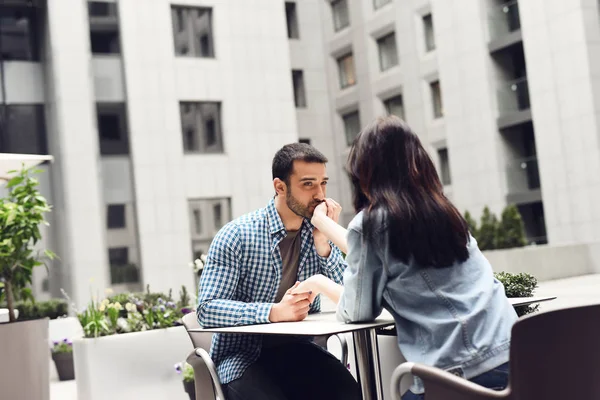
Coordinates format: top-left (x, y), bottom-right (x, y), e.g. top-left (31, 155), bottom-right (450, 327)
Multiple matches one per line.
top-left (105, 288), bottom-right (114, 296)
top-left (125, 302), bottom-right (137, 313)
top-left (174, 363), bottom-right (183, 374)
top-left (158, 305), bottom-right (166, 312)
top-left (181, 307), bottom-right (193, 315)
top-left (191, 255), bottom-right (207, 274)
top-left (166, 301), bottom-right (176, 309)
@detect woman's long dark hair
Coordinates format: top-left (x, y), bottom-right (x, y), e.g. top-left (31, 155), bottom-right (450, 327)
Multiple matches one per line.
top-left (347, 115), bottom-right (469, 268)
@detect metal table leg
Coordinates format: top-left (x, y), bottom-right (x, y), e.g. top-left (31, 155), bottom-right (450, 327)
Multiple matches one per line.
top-left (352, 328), bottom-right (384, 400)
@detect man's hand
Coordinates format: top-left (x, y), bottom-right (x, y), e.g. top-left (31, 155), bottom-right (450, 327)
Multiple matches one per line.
top-left (289, 275), bottom-right (325, 303)
top-left (313, 198), bottom-right (342, 257)
top-left (269, 282), bottom-right (312, 322)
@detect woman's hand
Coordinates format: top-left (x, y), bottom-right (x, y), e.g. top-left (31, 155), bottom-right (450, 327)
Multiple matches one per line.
top-left (288, 275), bottom-right (327, 304)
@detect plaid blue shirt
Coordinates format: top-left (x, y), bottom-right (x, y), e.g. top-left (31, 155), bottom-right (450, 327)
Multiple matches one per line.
top-left (196, 198), bottom-right (347, 385)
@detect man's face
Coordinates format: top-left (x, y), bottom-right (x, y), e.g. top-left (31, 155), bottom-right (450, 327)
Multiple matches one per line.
top-left (285, 161), bottom-right (328, 219)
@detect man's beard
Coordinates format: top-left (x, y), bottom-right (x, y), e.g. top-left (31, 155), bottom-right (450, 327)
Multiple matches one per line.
top-left (286, 191), bottom-right (321, 219)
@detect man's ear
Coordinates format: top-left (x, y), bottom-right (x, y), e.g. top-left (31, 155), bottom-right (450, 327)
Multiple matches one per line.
top-left (273, 178), bottom-right (286, 196)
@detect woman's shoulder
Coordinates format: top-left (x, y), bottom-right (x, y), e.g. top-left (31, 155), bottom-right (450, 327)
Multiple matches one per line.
top-left (347, 208), bottom-right (388, 234)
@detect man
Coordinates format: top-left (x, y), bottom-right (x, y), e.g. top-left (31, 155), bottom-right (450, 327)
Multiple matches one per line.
top-left (197, 143), bottom-right (360, 400)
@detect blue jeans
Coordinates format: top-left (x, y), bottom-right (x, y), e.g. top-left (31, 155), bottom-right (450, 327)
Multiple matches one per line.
top-left (401, 363), bottom-right (509, 400)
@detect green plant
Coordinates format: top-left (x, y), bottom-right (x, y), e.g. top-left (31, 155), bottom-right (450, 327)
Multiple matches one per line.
top-left (51, 338), bottom-right (73, 354)
top-left (178, 285), bottom-right (191, 309)
top-left (0, 166), bottom-right (56, 322)
top-left (496, 205), bottom-right (527, 249)
top-left (464, 211), bottom-right (478, 238)
top-left (494, 271), bottom-right (538, 317)
top-left (478, 206), bottom-right (498, 250)
top-left (175, 362), bottom-right (194, 383)
top-left (74, 285), bottom-right (195, 338)
top-left (77, 296), bottom-right (110, 338)
top-left (11, 299), bottom-right (68, 320)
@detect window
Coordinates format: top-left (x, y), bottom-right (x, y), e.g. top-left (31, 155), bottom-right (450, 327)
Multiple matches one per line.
top-left (0, 105), bottom-right (47, 155)
top-left (0, 7), bottom-right (39, 61)
top-left (193, 208), bottom-right (202, 234)
top-left (423, 14), bottom-right (436, 52)
top-left (299, 138), bottom-right (311, 145)
top-left (438, 148), bottom-right (451, 185)
top-left (384, 95), bottom-right (405, 120)
top-left (342, 111), bottom-right (361, 146)
top-left (373, 0), bottom-right (392, 10)
top-left (285, 2), bottom-right (300, 39)
top-left (171, 6), bottom-right (214, 58)
top-left (180, 102), bottom-right (223, 154)
top-left (97, 103), bottom-right (129, 155)
top-left (213, 203), bottom-right (222, 229)
top-left (88, 2), bottom-right (117, 17)
top-left (337, 53), bottom-right (356, 89)
top-left (292, 70), bottom-right (307, 108)
top-left (90, 32), bottom-right (120, 54)
top-left (108, 247), bottom-right (140, 284)
top-left (377, 32), bottom-right (398, 71)
top-left (331, 0), bottom-right (350, 32)
top-left (189, 199), bottom-right (231, 258)
top-left (430, 80), bottom-right (443, 119)
top-left (88, 2), bottom-right (120, 55)
top-left (107, 204), bottom-right (126, 229)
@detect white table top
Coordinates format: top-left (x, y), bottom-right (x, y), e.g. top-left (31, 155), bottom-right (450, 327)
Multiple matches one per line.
top-left (189, 311), bottom-right (395, 336)
top-left (508, 296), bottom-right (556, 307)
top-left (190, 296), bottom-right (556, 336)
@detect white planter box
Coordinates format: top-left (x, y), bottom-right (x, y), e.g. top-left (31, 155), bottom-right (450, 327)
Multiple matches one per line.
top-left (74, 326), bottom-right (192, 400)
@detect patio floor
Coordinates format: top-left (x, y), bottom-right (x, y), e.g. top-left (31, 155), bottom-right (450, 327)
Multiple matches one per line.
top-left (51, 273), bottom-right (600, 400)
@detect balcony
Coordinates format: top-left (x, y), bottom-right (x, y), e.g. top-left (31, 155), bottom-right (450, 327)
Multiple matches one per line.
top-left (506, 155), bottom-right (541, 202)
top-left (488, 1), bottom-right (522, 52)
top-left (496, 77), bottom-right (531, 128)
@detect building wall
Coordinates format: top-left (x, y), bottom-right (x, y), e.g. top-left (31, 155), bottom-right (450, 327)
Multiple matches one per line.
top-left (44, 0), bottom-right (110, 305)
top-left (288, 0), bottom-right (345, 213)
top-left (432, 0), bottom-right (508, 218)
top-left (519, 0), bottom-right (600, 244)
top-left (118, 0), bottom-right (298, 294)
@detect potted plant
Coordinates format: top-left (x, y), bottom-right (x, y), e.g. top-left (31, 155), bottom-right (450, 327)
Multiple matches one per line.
top-left (72, 286), bottom-right (197, 400)
top-left (175, 362), bottom-right (195, 400)
top-left (0, 166), bottom-right (56, 400)
top-left (494, 271), bottom-right (539, 316)
top-left (51, 338), bottom-right (75, 381)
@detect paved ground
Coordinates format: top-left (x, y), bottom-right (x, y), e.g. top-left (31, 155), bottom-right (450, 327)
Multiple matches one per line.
top-left (51, 273), bottom-right (600, 400)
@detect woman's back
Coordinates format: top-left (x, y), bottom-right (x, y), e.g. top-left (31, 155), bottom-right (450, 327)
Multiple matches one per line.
top-left (338, 211), bottom-right (518, 394)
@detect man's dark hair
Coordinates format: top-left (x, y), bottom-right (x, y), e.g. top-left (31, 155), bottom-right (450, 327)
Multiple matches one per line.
top-left (272, 143), bottom-right (328, 185)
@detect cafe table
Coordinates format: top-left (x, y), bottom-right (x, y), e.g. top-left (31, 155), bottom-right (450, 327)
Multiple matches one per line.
top-left (190, 296), bottom-right (556, 400)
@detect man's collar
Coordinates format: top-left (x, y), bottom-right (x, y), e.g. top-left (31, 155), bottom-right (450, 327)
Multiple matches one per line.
top-left (266, 198), bottom-right (313, 235)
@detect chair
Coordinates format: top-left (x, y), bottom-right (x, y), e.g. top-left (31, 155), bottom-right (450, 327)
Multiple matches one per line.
top-left (390, 303), bottom-right (600, 400)
top-left (181, 312), bottom-right (350, 400)
top-left (182, 312), bottom-right (225, 400)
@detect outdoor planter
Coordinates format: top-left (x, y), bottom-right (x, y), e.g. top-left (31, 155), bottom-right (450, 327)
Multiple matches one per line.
top-left (183, 380), bottom-right (195, 400)
top-left (0, 318), bottom-right (50, 400)
top-left (74, 326), bottom-right (192, 400)
top-left (52, 351), bottom-right (75, 381)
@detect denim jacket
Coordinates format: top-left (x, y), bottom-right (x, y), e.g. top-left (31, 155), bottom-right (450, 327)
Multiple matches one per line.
top-left (337, 211), bottom-right (518, 394)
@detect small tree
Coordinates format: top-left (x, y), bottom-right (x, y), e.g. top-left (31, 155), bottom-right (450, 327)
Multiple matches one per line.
top-left (0, 166), bottom-right (56, 323)
top-left (478, 206), bottom-right (498, 250)
top-left (496, 205), bottom-right (527, 249)
top-left (464, 211), bottom-right (478, 238)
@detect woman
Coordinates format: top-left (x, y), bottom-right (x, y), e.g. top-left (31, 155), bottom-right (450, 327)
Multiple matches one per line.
top-left (294, 116), bottom-right (518, 399)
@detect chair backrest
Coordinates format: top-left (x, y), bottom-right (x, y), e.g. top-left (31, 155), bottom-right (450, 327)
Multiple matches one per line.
top-left (182, 312), bottom-right (213, 351)
top-left (509, 303), bottom-right (600, 400)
